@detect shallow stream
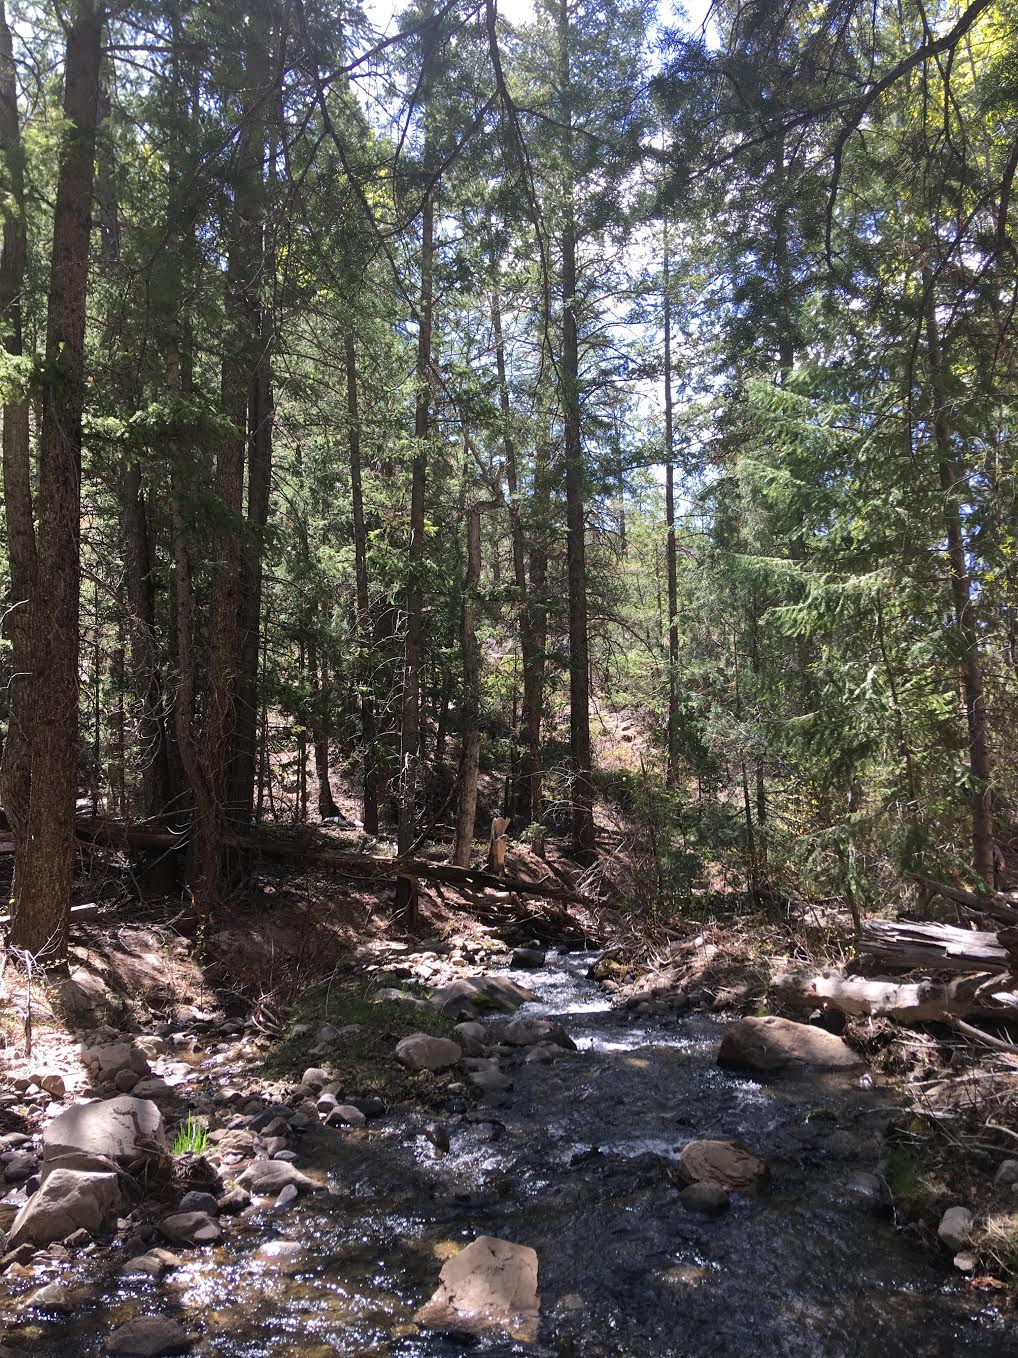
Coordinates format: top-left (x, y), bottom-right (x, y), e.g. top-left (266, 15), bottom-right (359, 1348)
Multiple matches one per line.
top-left (2, 953), bottom-right (1013, 1356)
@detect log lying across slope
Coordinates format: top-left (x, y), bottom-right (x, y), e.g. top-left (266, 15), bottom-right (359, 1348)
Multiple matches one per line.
top-left (68, 817), bottom-right (591, 906)
top-left (856, 918), bottom-right (1008, 973)
top-left (912, 873), bottom-right (1018, 926)
top-left (773, 971), bottom-right (1018, 1022)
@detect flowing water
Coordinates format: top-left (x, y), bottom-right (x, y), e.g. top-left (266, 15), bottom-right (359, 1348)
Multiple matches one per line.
top-left (2, 953), bottom-right (1014, 1356)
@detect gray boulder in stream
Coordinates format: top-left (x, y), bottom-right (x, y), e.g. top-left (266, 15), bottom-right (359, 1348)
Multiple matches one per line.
top-left (717, 1016), bottom-right (864, 1073)
top-left (678, 1139), bottom-right (768, 1191)
top-left (106, 1316), bottom-right (194, 1355)
top-left (430, 976), bottom-right (538, 1018)
top-left (416, 1235), bottom-right (540, 1342)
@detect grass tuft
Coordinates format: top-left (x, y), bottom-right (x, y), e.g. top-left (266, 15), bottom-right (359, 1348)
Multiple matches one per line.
top-left (173, 1113), bottom-right (209, 1156)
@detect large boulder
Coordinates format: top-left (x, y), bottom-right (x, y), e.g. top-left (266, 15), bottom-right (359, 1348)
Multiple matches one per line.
top-left (51, 969), bottom-right (114, 1028)
top-left (717, 1016), bottom-right (863, 1073)
top-left (42, 1096), bottom-right (166, 1176)
top-left (430, 976), bottom-right (538, 1019)
top-left (416, 1235), bottom-right (540, 1343)
top-left (395, 1034), bottom-right (462, 1073)
top-left (8, 1168), bottom-right (121, 1247)
top-left (678, 1139), bottom-right (767, 1191)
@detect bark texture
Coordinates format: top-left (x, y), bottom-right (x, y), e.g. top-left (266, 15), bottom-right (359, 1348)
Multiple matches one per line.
top-left (11, 0), bottom-right (104, 959)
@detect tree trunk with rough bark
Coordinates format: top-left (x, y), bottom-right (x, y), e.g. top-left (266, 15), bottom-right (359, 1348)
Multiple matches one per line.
top-left (924, 276), bottom-right (994, 887)
top-left (454, 504), bottom-right (485, 867)
top-left (346, 330), bottom-right (379, 833)
top-left (197, 31), bottom-right (269, 897)
top-left (396, 61), bottom-right (437, 919)
top-left (11, 0), bottom-right (103, 960)
top-left (662, 219), bottom-right (680, 785)
top-left (558, 0), bottom-right (594, 863)
top-left (0, 0), bottom-right (34, 888)
top-left (231, 114), bottom-right (276, 823)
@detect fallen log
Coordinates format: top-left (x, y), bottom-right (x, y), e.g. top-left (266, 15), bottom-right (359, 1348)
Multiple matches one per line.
top-left (773, 970), bottom-right (1018, 1023)
top-left (857, 918), bottom-right (1008, 974)
top-left (67, 817), bottom-right (591, 907)
top-left (912, 874), bottom-right (1018, 926)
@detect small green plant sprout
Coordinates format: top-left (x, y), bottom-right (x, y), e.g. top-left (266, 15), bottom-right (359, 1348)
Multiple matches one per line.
top-left (172, 1114), bottom-right (208, 1157)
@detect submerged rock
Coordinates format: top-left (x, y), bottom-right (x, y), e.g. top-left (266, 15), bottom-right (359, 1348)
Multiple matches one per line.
top-left (679, 1181), bottom-right (730, 1216)
top-left (121, 1249), bottom-right (181, 1280)
top-left (106, 1315), bottom-right (194, 1355)
top-left (717, 1016), bottom-right (864, 1073)
top-left (502, 1017), bottom-right (576, 1050)
top-left (678, 1139), bottom-right (767, 1191)
top-left (511, 947), bottom-right (546, 969)
top-left (26, 1282), bottom-right (74, 1313)
top-left (416, 1235), bottom-right (540, 1343)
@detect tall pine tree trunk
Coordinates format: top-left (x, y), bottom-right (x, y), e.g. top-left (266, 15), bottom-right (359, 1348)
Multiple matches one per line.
top-left (346, 331), bottom-right (379, 833)
top-left (493, 286), bottom-right (546, 832)
top-left (196, 33), bottom-right (267, 897)
top-left (924, 276), bottom-right (994, 885)
top-left (0, 0), bottom-right (34, 881)
top-left (453, 504), bottom-right (484, 866)
top-left (662, 219), bottom-right (680, 786)
top-left (231, 113), bottom-right (276, 822)
top-left (558, 0), bottom-right (594, 862)
top-left (11, 0), bottom-right (103, 959)
top-left (396, 162), bottom-right (435, 920)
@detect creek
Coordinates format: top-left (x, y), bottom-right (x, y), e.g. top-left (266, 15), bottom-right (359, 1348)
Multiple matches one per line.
top-left (2, 953), bottom-right (1012, 1356)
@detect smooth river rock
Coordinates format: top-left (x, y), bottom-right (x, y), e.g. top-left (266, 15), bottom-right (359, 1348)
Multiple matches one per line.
top-left (416, 1235), bottom-right (540, 1343)
top-left (678, 1139), bottom-right (768, 1191)
top-left (236, 1158), bottom-right (316, 1196)
top-left (159, 1211), bottom-right (221, 1246)
top-left (395, 1034), bottom-right (462, 1072)
top-left (938, 1205), bottom-right (974, 1253)
top-left (106, 1316), bottom-right (194, 1355)
top-left (717, 1016), bottom-right (864, 1073)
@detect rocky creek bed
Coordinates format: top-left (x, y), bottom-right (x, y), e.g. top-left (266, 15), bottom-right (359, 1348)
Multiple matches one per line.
top-left (1, 951), bottom-right (1014, 1356)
